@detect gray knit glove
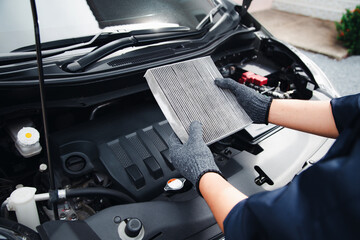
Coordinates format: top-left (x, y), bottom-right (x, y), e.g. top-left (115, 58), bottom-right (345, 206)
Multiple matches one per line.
top-left (215, 78), bottom-right (273, 124)
top-left (169, 121), bottom-right (222, 194)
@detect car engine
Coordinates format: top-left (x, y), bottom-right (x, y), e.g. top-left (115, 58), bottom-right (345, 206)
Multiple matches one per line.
top-left (0, 10), bottom-right (336, 240)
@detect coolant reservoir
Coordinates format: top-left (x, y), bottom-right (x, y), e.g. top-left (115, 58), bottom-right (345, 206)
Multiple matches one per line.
top-left (15, 127), bottom-right (42, 158)
top-left (7, 187), bottom-right (40, 231)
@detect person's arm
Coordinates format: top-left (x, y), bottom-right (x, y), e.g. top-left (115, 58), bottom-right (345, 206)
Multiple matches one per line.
top-left (215, 78), bottom-right (339, 138)
top-left (198, 100), bottom-right (340, 232)
top-left (169, 122), bottom-right (246, 233)
top-left (269, 99), bottom-right (339, 138)
top-left (199, 172), bottom-right (247, 232)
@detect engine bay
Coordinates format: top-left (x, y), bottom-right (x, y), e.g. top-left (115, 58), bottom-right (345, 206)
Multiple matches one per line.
top-left (0, 27), bottom-right (335, 239)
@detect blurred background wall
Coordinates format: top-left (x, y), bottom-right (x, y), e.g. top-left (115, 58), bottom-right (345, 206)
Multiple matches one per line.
top-left (272, 0), bottom-right (359, 21)
top-left (245, 0), bottom-right (359, 21)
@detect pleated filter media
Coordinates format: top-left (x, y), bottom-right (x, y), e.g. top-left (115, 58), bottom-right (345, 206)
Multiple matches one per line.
top-left (144, 56), bottom-right (252, 145)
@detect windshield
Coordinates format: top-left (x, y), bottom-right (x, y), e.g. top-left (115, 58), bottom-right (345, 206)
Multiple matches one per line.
top-left (0, 0), bottom-right (218, 53)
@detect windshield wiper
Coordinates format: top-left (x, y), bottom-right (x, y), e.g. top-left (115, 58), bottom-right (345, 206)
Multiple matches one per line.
top-left (65, 2), bottom-right (244, 73)
top-left (195, 0), bottom-right (241, 38)
top-left (196, 3), bottom-right (223, 30)
top-left (65, 29), bottom-right (206, 72)
top-left (66, 36), bottom-right (137, 72)
top-left (0, 26), bottom-right (191, 66)
top-left (0, 32), bottom-right (106, 65)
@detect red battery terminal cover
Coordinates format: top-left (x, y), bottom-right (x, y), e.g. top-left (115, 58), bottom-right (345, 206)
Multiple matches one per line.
top-left (239, 71), bottom-right (268, 86)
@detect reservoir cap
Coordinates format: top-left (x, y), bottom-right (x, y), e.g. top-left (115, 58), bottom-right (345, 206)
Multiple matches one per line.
top-left (17, 127), bottom-right (40, 146)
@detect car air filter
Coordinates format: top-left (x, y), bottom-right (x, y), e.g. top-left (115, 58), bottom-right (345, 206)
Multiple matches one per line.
top-left (144, 56), bottom-right (252, 145)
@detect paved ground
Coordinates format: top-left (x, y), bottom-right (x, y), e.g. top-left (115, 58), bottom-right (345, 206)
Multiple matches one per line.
top-left (251, 9), bottom-right (359, 96)
top-left (300, 50), bottom-right (360, 96)
top-left (252, 9), bottom-right (348, 59)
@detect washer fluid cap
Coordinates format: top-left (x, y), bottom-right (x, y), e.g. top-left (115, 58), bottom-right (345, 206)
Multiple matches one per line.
top-left (17, 127), bottom-right (40, 146)
top-left (9, 187), bottom-right (37, 205)
top-left (7, 187), bottom-right (40, 231)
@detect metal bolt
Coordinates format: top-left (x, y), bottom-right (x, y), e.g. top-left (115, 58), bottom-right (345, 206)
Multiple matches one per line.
top-left (39, 164), bottom-right (48, 172)
top-left (114, 216), bottom-right (121, 224)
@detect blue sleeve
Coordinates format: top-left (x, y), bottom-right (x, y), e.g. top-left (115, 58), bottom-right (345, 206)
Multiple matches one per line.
top-left (224, 200), bottom-right (266, 240)
top-left (224, 186), bottom-right (303, 240)
top-left (223, 201), bottom-right (246, 240)
top-left (224, 201), bottom-right (252, 240)
top-left (331, 93), bottom-right (360, 133)
top-left (224, 94), bottom-right (360, 240)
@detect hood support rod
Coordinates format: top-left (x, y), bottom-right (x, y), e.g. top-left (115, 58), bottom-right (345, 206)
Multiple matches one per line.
top-left (29, 0), bottom-right (59, 220)
top-left (240, 0), bottom-right (252, 17)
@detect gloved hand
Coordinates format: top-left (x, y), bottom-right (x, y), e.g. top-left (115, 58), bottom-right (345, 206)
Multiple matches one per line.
top-left (169, 121), bottom-right (222, 194)
top-left (215, 78), bottom-right (273, 124)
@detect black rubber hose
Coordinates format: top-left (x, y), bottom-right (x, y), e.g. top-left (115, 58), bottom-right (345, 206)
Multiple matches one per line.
top-left (0, 229), bottom-right (17, 240)
top-left (66, 188), bottom-right (135, 204)
top-left (0, 201), bottom-right (8, 218)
